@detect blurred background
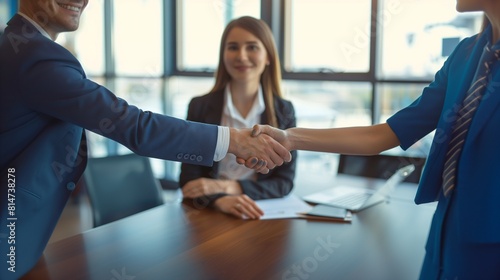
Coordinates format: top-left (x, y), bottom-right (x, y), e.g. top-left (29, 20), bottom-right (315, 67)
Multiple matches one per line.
top-left (0, 0), bottom-right (483, 190)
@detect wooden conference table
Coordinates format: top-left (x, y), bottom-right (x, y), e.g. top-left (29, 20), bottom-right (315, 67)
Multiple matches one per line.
top-left (23, 176), bottom-right (437, 280)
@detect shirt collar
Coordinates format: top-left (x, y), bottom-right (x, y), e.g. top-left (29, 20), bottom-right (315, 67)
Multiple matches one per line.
top-left (17, 12), bottom-right (52, 40)
top-left (224, 84), bottom-right (265, 124)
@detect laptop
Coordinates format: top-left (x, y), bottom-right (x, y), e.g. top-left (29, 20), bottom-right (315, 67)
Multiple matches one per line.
top-left (302, 164), bottom-right (416, 212)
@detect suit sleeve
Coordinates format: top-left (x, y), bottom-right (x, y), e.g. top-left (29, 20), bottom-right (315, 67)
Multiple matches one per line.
top-left (386, 38), bottom-right (467, 150)
top-left (179, 97), bottom-right (216, 186)
top-left (19, 47), bottom-right (217, 166)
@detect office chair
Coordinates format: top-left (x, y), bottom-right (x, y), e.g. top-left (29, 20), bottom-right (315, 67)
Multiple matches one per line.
top-left (83, 153), bottom-right (164, 227)
top-left (337, 154), bottom-right (426, 184)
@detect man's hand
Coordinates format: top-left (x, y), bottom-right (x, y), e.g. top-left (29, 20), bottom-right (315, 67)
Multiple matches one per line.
top-left (229, 127), bottom-right (291, 174)
top-left (214, 194), bottom-right (264, 219)
top-left (236, 125), bottom-right (292, 168)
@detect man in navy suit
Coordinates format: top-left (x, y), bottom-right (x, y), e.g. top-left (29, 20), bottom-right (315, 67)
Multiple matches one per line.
top-left (0, 1), bottom-right (291, 278)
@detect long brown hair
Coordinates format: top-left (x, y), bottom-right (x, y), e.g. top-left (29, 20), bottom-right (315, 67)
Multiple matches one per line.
top-left (209, 16), bottom-right (283, 127)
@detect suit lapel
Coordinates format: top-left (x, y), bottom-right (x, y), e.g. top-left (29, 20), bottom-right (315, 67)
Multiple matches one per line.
top-left (205, 90), bottom-right (225, 125)
top-left (463, 25), bottom-right (500, 141)
top-left (448, 31), bottom-right (489, 116)
top-left (439, 27), bottom-right (494, 143)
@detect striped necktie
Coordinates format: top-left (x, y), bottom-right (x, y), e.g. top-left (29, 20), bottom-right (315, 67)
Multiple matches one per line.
top-left (442, 44), bottom-right (500, 197)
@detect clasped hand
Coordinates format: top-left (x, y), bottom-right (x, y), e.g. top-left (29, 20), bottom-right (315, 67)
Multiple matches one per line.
top-left (230, 127), bottom-right (291, 174)
top-left (182, 178), bottom-right (264, 219)
top-left (233, 125), bottom-right (290, 173)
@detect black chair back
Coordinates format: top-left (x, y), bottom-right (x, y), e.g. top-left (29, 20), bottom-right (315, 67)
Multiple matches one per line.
top-left (337, 154), bottom-right (426, 184)
top-left (83, 153), bottom-right (164, 227)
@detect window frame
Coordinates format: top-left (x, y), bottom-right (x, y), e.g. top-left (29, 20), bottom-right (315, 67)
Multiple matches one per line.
top-left (169, 0), bottom-right (432, 124)
top-left (83, 0), bottom-right (467, 177)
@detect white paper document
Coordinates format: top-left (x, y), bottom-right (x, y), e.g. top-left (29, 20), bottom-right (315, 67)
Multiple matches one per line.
top-left (254, 194), bottom-right (313, 220)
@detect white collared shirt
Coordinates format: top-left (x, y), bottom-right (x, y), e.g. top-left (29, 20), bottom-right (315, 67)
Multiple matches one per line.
top-left (17, 12), bottom-right (52, 40)
top-left (218, 84), bottom-right (265, 180)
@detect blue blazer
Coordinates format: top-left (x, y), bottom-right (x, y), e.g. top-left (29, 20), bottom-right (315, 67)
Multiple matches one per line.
top-left (0, 14), bottom-right (218, 278)
top-left (179, 89), bottom-right (297, 204)
top-left (387, 24), bottom-right (500, 244)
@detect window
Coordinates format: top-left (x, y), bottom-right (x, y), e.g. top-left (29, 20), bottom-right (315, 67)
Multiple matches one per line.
top-left (56, 0), bottom-right (105, 76)
top-left (378, 0), bottom-right (483, 80)
top-left (283, 81), bottom-right (372, 179)
top-left (177, 0), bottom-right (260, 71)
top-left (74, 0), bottom-right (105, 76)
top-left (284, 80), bottom-right (372, 128)
top-left (58, 0), bottom-right (486, 180)
top-left (284, 0), bottom-right (372, 73)
top-left (0, 2), bottom-right (9, 27)
top-left (113, 0), bottom-right (163, 76)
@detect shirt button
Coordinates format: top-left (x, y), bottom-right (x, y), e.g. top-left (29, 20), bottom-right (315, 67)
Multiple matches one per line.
top-left (177, 153), bottom-right (183, 160)
top-left (196, 156), bottom-right (203, 162)
top-left (66, 182), bottom-right (76, 191)
top-left (183, 154), bottom-right (190, 160)
top-left (190, 155), bottom-right (196, 161)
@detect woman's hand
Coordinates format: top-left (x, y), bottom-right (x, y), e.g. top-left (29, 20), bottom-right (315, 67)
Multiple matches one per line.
top-left (251, 124), bottom-right (291, 150)
top-left (214, 194), bottom-right (264, 219)
top-left (182, 178), bottom-right (242, 198)
top-left (182, 178), bottom-right (225, 198)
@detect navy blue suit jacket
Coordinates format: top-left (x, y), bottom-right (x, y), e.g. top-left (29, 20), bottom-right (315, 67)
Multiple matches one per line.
top-left (0, 14), bottom-right (218, 278)
top-left (388, 24), bottom-right (500, 245)
top-left (179, 90), bottom-right (297, 205)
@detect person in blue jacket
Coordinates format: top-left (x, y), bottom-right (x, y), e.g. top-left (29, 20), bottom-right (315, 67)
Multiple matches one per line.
top-left (0, 1), bottom-right (291, 278)
top-left (180, 16), bottom-right (297, 220)
top-left (252, 2), bottom-right (500, 279)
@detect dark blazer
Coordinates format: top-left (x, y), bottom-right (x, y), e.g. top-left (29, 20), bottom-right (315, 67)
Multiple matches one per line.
top-left (0, 14), bottom-right (218, 279)
top-left (179, 89), bottom-right (297, 206)
top-left (387, 25), bottom-right (500, 278)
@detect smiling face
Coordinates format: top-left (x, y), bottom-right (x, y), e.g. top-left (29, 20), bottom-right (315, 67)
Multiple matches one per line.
top-left (20, 0), bottom-right (88, 39)
top-left (223, 27), bottom-right (270, 85)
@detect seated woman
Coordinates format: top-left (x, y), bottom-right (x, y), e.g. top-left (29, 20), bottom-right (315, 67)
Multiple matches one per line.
top-left (179, 16), bottom-right (297, 219)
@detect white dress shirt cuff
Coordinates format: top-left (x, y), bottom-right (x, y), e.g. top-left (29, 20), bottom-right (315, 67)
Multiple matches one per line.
top-left (214, 126), bottom-right (230, 162)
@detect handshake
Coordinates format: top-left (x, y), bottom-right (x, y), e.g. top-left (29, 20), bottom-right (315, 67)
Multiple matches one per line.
top-left (230, 122), bottom-right (396, 174)
top-left (230, 124), bottom-right (292, 174)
